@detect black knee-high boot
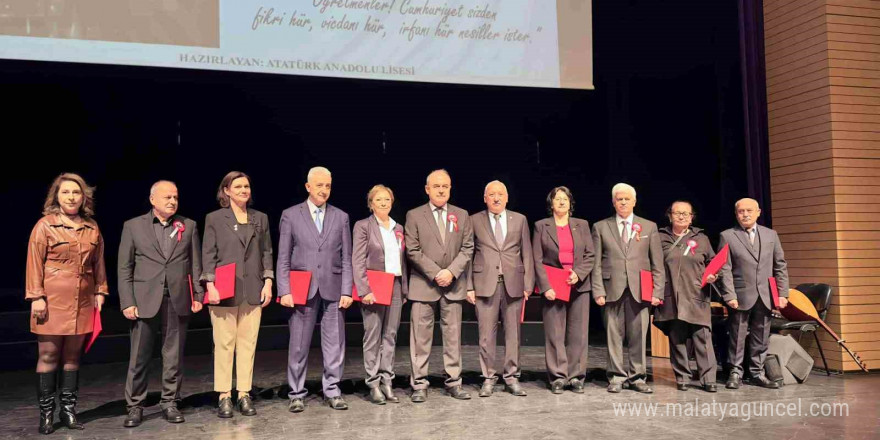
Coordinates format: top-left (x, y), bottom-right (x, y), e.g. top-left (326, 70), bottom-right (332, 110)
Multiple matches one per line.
top-left (59, 370), bottom-right (84, 430)
top-left (37, 372), bottom-right (56, 435)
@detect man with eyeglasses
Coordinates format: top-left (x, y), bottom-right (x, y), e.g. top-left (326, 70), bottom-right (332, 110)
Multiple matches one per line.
top-left (718, 198), bottom-right (789, 389)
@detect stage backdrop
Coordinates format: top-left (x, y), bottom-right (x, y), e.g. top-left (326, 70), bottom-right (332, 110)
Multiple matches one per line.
top-left (0, 0), bottom-right (748, 370)
top-left (0, 0), bottom-right (592, 89)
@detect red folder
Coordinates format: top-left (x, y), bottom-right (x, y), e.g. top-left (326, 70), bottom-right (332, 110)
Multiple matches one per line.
top-left (85, 307), bottom-right (101, 353)
top-left (520, 295), bottom-right (527, 323)
top-left (204, 263), bottom-right (236, 304)
top-left (701, 244), bottom-right (729, 287)
top-left (188, 274), bottom-right (194, 304)
top-left (542, 265), bottom-right (572, 302)
top-left (640, 270), bottom-right (654, 302)
top-left (289, 271), bottom-right (312, 305)
top-left (769, 277), bottom-right (781, 309)
top-left (352, 270), bottom-right (395, 306)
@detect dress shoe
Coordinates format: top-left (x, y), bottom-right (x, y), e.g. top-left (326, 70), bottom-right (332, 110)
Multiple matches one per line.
top-left (123, 407), bottom-right (143, 428)
top-left (447, 385), bottom-right (471, 400)
top-left (369, 387), bottom-right (387, 405)
top-left (288, 398), bottom-right (305, 413)
top-left (162, 406), bottom-right (185, 424)
top-left (59, 370), bottom-right (84, 430)
top-left (607, 383), bottom-right (623, 393)
top-left (380, 384), bottom-right (399, 403)
top-left (411, 389), bottom-right (427, 403)
top-left (726, 372), bottom-right (741, 390)
top-left (237, 394), bottom-right (257, 416)
top-left (569, 379), bottom-right (585, 394)
top-left (550, 380), bottom-right (565, 394)
top-left (327, 396), bottom-right (348, 410)
top-left (37, 372), bottom-right (56, 435)
top-left (479, 381), bottom-right (495, 397)
top-left (750, 375), bottom-right (781, 389)
top-left (625, 382), bottom-right (654, 394)
top-left (507, 382), bottom-right (527, 397)
top-left (703, 384), bottom-right (718, 393)
top-left (217, 397), bottom-right (234, 418)
top-left (676, 383), bottom-right (689, 391)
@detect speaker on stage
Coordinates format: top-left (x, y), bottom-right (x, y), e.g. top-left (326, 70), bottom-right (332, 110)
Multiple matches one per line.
top-left (765, 334), bottom-right (814, 385)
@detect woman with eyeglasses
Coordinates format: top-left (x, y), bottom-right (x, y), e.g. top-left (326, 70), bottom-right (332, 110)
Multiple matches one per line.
top-left (653, 200), bottom-right (719, 392)
top-left (532, 186), bottom-right (595, 394)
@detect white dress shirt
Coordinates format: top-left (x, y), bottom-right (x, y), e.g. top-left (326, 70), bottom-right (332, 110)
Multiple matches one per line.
top-left (376, 216), bottom-right (402, 276)
top-left (616, 213), bottom-right (635, 239)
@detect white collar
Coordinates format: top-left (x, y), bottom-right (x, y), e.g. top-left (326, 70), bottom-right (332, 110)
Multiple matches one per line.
top-left (374, 215), bottom-right (397, 230)
top-left (307, 199), bottom-right (325, 214)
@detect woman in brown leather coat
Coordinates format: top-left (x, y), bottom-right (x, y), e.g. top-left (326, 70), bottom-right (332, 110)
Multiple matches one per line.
top-left (26, 173), bottom-right (109, 434)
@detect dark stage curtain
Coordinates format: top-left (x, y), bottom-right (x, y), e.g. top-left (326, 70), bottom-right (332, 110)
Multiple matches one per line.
top-left (738, 0), bottom-right (772, 226)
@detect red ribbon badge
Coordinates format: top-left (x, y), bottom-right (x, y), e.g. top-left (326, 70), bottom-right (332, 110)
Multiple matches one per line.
top-left (447, 214), bottom-right (459, 232)
top-left (685, 239), bottom-right (698, 256)
top-left (631, 223), bottom-right (642, 242)
top-left (173, 220), bottom-right (185, 242)
top-left (395, 230), bottom-right (405, 250)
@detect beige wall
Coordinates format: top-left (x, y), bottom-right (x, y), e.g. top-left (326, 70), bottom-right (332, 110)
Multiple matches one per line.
top-left (764, 0), bottom-right (880, 372)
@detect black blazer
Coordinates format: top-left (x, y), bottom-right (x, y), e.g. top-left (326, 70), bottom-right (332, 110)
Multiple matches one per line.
top-left (118, 212), bottom-right (203, 318)
top-left (532, 217), bottom-right (595, 294)
top-left (201, 208), bottom-right (274, 306)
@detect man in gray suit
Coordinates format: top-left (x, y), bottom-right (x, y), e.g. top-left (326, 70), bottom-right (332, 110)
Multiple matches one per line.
top-left (276, 167), bottom-right (353, 412)
top-left (118, 180), bottom-right (204, 427)
top-left (466, 180), bottom-right (534, 397)
top-left (406, 169), bottom-right (474, 402)
top-left (592, 183), bottom-right (664, 394)
top-left (718, 198), bottom-right (789, 389)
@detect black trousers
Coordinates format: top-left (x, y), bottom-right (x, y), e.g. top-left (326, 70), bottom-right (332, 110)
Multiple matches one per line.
top-left (124, 296), bottom-right (190, 409)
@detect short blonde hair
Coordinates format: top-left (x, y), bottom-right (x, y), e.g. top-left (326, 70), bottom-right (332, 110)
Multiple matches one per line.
top-left (367, 184), bottom-right (395, 211)
top-left (307, 166), bottom-right (332, 182)
top-left (611, 183), bottom-right (637, 199)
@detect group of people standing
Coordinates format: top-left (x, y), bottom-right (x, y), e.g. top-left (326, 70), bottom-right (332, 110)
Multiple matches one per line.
top-left (25, 167), bottom-right (789, 435)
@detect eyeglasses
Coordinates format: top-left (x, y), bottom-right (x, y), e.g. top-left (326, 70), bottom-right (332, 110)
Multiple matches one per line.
top-left (671, 212), bottom-right (693, 218)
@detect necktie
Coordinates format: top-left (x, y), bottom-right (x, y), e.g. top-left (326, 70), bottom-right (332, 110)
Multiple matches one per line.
top-left (315, 208), bottom-right (323, 234)
top-left (435, 208), bottom-right (446, 244)
top-left (621, 220), bottom-right (629, 243)
top-left (494, 214), bottom-right (504, 247)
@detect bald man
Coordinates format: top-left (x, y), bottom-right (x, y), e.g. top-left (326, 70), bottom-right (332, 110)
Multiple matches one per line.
top-left (718, 198), bottom-right (789, 390)
top-left (467, 181), bottom-right (534, 397)
top-left (119, 181), bottom-right (204, 427)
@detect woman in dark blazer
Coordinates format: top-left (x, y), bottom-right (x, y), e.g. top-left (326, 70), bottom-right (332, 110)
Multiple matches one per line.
top-left (653, 200), bottom-right (719, 392)
top-left (352, 184), bottom-right (408, 405)
top-left (202, 171), bottom-right (274, 417)
top-left (532, 186), bottom-right (595, 394)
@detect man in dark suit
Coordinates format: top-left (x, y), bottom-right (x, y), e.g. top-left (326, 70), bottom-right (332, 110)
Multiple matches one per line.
top-left (118, 180), bottom-right (204, 427)
top-left (276, 166), bottom-right (353, 412)
top-left (718, 198), bottom-right (789, 389)
top-left (591, 183), bottom-right (664, 394)
top-left (406, 169), bottom-right (474, 402)
top-left (467, 180), bottom-right (534, 397)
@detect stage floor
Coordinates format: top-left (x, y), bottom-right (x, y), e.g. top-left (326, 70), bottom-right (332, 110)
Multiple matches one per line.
top-left (0, 346), bottom-right (877, 440)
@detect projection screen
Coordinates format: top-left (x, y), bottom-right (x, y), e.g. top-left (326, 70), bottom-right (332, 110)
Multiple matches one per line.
top-left (0, 0), bottom-right (592, 89)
